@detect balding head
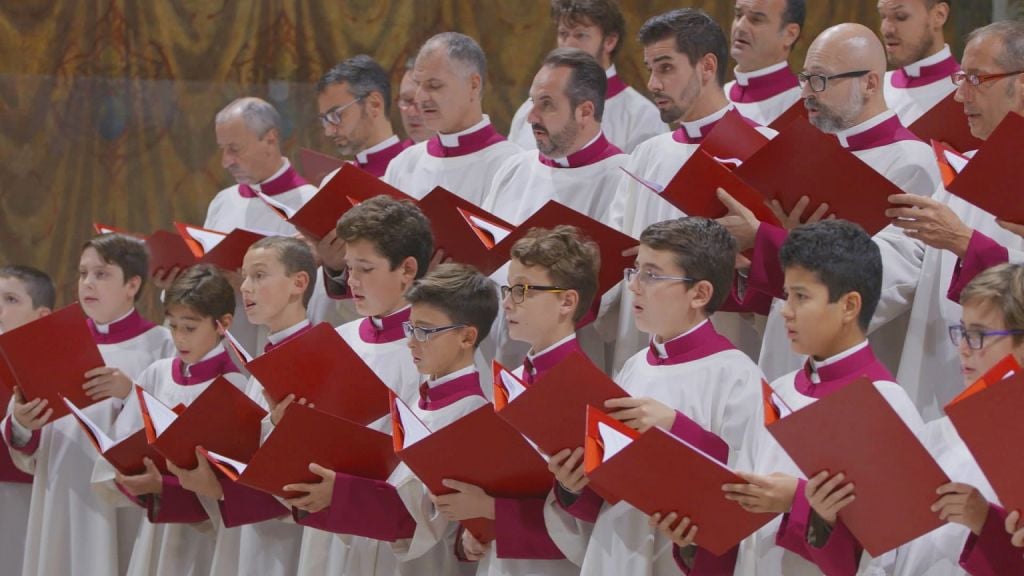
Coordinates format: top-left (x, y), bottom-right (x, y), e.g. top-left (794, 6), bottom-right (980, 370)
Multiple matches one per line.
top-left (214, 97), bottom-right (285, 185)
top-left (413, 33), bottom-right (488, 134)
top-left (215, 97), bottom-right (282, 141)
top-left (801, 23), bottom-right (889, 133)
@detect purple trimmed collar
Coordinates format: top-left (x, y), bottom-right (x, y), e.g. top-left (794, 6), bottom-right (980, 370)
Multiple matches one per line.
top-left (354, 137), bottom-right (413, 178)
top-left (606, 74), bottom-right (628, 99)
top-left (523, 336), bottom-right (582, 384)
top-left (538, 132), bottom-right (622, 168)
top-left (88, 309), bottom-right (157, 345)
top-left (171, 349), bottom-right (240, 386)
top-left (238, 164), bottom-right (309, 199)
top-left (729, 65), bottom-right (800, 103)
top-left (890, 53), bottom-right (960, 90)
top-left (645, 321), bottom-right (735, 366)
top-left (418, 371), bottom-right (485, 411)
top-left (672, 108), bottom-right (761, 145)
top-left (263, 322), bottom-right (313, 354)
top-left (794, 344), bottom-right (893, 398)
top-left (426, 122), bottom-right (507, 159)
top-left (358, 307), bottom-right (412, 344)
top-left (839, 112), bottom-right (921, 152)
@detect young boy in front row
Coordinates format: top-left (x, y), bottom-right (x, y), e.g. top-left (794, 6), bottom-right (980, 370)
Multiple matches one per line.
top-left (3, 234), bottom-right (175, 576)
top-left (548, 217), bottom-right (765, 575)
top-left (0, 265), bottom-right (55, 576)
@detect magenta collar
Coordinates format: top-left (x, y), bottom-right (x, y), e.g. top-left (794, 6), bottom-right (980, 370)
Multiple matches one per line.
top-left (840, 113), bottom-right (921, 152)
top-left (88, 309), bottom-right (157, 345)
top-left (426, 123), bottom-right (507, 159)
top-left (523, 337), bottom-right (583, 384)
top-left (672, 109), bottom-right (760, 144)
top-left (794, 345), bottom-right (893, 398)
top-left (354, 139), bottom-right (413, 178)
top-left (171, 349), bottom-right (239, 386)
top-left (358, 307), bottom-right (412, 344)
top-left (645, 321), bottom-right (735, 366)
top-left (238, 164), bottom-right (309, 199)
top-left (418, 371), bottom-right (485, 411)
top-left (729, 66), bottom-right (799, 103)
top-left (263, 322), bottom-right (314, 354)
top-left (538, 133), bottom-right (622, 168)
top-left (890, 54), bottom-right (960, 89)
top-left (606, 74), bottom-right (628, 99)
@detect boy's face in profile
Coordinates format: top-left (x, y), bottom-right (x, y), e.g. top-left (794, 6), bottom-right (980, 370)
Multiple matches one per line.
top-left (78, 247), bottom-right (139, 325)
top-left (0, 277), bottom-right (47, 333)
top-left (344, 239), bottom-right (411, 318)
top-left (956, 300), bottom-right (1024, 387)
top-left (503, 260), bottom-right (571, 349)
top-left (240, 247), bottom-right (303, 328)
top-left (781, 265), bottom-right (847, 358)
top-left (628, 245), bottom-right (694, 340)
top-left (406, 303), bottom-right (470, 378)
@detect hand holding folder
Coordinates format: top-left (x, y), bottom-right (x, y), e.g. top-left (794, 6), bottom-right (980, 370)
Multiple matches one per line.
top-left (768, 377), bottom-right (949, 556)
top-left (945, 355), bottom-right (1024, 514)
top-left (0, 303), bottom-right (105, 421)
top-left (244, 323), bottom-right (391, 426)
top-left (137, 377), bottom-right (266, 469)
top-left (583, 407), bottom-right (776, 556)
top-left (947, 112), bottom-right (1024, 224)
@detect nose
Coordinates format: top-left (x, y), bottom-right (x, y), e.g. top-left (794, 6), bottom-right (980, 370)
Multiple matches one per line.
top-left (646, 72), bottom-right (662, 94)
top-left (954, 82), bottom-right (972, 104)
top-left (525, 101), bottom-right (540, 126)
top-left (880, 19), bottom-right (895, 37)
top-left (221, 150), bottom-right (234, 169)
top-left (239, 275), bottom-right (252, 294)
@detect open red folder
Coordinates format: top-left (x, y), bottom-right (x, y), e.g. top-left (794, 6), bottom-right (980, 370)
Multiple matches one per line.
top-left (206, 402), bottom-right (398, 499)
top-left (583, 407), bottom-right (776, 556)
top-left (173, 222), bottom-right (267, 271)
top-left (417, 187), bottom-right (517, 276)
top-left (945, 355), bottom-right (1024, 514)
top-left (298, 147), bottom-right (346, 188)
top-left (0, 303), bottom-right (105, 421)
top-left (94, 224), bottom-right (196, 276)
top-left (494, 352), bottom-right (628, 457)
top-left (947, 112), bottom-right (1024, 224)
top-left (390, 392), bottom-right (552, 543)
top-left (909, 92), bottom-right (984, 155)
top-left (931, 140), bottom-right (970, 188)
top-left (698, 108), bottom-right (771, 162)
top-left (63, 395), bottom-right (175, 475)
top-left (494, 201), bottom-right (638, 300)
top-left (768, 100), bottom-right (809, 132)
top-left (244, 322), bottom-right (391, 426)
top-left (137, 377), bottom-right (267, 469)
top-left (768, 377), bottom-right (949, 556)
top-left (735, 118), bottom-right (903, 236)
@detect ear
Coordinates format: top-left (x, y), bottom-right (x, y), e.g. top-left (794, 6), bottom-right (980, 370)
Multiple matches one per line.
top-left (561, 289), bottom-right (581, 322)
top-left (293, 270), bottom-right (311, 299)
top-left (576, 99), bottom-right (596, 123)
top-left (930, 2), bottom-right (950, 29)
top-left (839, 291), bottom-right (863, 326)
top-left (689, 280), bottom-right (715, 311)
top-left (261, 127), bottom-right (280, 148)
top-left (782, 23), bottom-right (801, 51)
top-left (700, 53), bottom-right (719, 86)
top-left (36, 307), bottom-right (52, 319)
top-left (602, 33), bottom-right (619, 59)
top-left (217, 313), bottom-right (234, 333)
top-left (365, 91), bottom-right (385, 117)
top-left (469, 73), bottom-right (483, 101)
top-left (400, 256), bottom-right (419, 286)
top-left (865, 71), bottom-right (883, 97)
top-left (459, 325), bottom-right (479, 350)
top-left (125, 276), bottom-right (143, 301)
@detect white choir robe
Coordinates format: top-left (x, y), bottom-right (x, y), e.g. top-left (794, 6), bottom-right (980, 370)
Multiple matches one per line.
top-left (384, 116), bottom-right (521, 206)
top-left (481, 133), bottom-right (627, 374)
top-left (294, 310), bottom-right (423, 576)
top-left (2, 313), bottom-right (173, 576)
top-left (752, 110), bottom-right (944, 382)
top-left (884, 45), bottom-right (960, 126)
top-left (725, 61), bottom-right (802, 127)
top-left (507, 65), bottom-right (666, 154)
top-left (203, 158), bottom-right (317, 353)
top-left (109, 352), bottom-right (248, 576)
top-left (546, 321), bottom-right (765, 576)
top-left (0, 475), bottom-right (30, 576)
top-left (604, 104), bottom-right (777, 371)
top-left (737, 342), bottom-right (926, 575)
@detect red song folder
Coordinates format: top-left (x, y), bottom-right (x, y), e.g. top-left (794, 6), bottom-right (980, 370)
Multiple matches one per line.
top-left (768, 100), bottom-right (809, 132)
top-left (698, 108), bottom-right (771, 162)
top-left (583, 407), bottom-right (776, 556)
top-left (767, 378), bottom-right (949, 556)
top-left (735, 118), bottom-right (903, 236)
top-left (494, 201), bottom-right (638, 299)
top-left (494, 351), bottom-right (628, 457)
top-left (945, 355), bottom-right (1024, 514)
top-left (0, 303), bottom-right (105, 421)
top-left (298, 147), bottom-right (346, 188)
top-left (93, 224), bottom-right (197, 276)
top-left (207, 402), bottom-right (398, 499)
top-left (909, 92), bottom-right (984, 155)
top-left (931, 140), bottom-right (970, 188)
top-left (390, 392), bottom-right (552, 543)
top-left (417, 186), bottom-right (516, 276)
top-left (63, 395), bottom-right (172, 475)
top-left (174, 223), bottom-right (267, 271)
top-left (244, 323), bottom-right (391, 426)
top-left (138, 377), bottom-right (266, 469)
top-left (947, 112), bottom-right (1024, 224)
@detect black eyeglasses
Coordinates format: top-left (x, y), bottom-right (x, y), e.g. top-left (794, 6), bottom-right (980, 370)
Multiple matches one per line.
top-left (951, 70), bottom-right (1024, 88)
top-left (500, 284), bottom-right (568, 304)
top-left (317, 97), bottom-right (364, 127)
top-left (948, 324), bottom-right (1024, 350)
top-left (402, 321), bottom-right (465, 342)
top-left (797, 70), bottom-right (870, 93)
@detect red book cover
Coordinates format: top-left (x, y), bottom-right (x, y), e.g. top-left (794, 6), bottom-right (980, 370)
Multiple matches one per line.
top-left (417, 187), bottom-right (516, 276)
top-left (735, 118), bottom-right (903, 236)
top-left (698, 108), bottom-right (771, 162)
top-left (63, 395), bottom-right (170, 475)
top-left (947, 112), bottom-right (1024, 224)
top-left (945, 355), bottom-right (1024, 514)
top-left (767, 100), bottom-right (808, 132)
top-left (244, 323), bottom-right (391, 426)
top-left (93, 224), bottom-right (196, 276)
top-left (583, 407), bottom-right (776, 556)
top-left (767, 378), bottom-right (949, 556)
top-left (299, 147), bottom-right (346, 188)
top-left (391, 394), bottom-right (552, 543)
top-left (174, 223), bottom-right (267, 271)
top-left (211, 402), bottom-right (398, 499)
top-left (0, 303), bottom-right (105, 421)
top-left (908, 92), bottom-right (984, 154)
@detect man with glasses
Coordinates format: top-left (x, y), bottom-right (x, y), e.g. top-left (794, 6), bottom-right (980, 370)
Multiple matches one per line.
top-left (881, 20), bottom-right (1024, 420)
top-left (878, 0), bottom-right (958, 124)
top-left (315, 55), bottom-right (410, 183)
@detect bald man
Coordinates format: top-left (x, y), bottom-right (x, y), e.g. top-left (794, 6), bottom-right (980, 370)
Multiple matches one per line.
top-left (879, 0), bottom-right (958, 124)
top-left (383, 32), bottom-right (520, 206)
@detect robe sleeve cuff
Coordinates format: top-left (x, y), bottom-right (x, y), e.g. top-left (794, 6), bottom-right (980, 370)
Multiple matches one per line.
top-left (149, 475), bottom-right (209, 524)
top-left (775, 479), bottom-right (815, 562)
top-left (217, 478), bottom-right (288, 528)
top-left (553, 481), bottom-right (603, 523)
top-left (674, 543), bottom-right (739, 576)
top-left (959, 503), bottom-right (1024, 576)
top-left (493, 496), bottom-right (564, 560)
top-left (294, 471), bottom-right (415, 541)
top-left (746, 224), bottom-right (789, 300)
top-left (4, 415), bottom-right (40, 455)
top-left (804, 516), bottom-right (861, 576)
top-left (948, 230), bottom-right (1009, 304)
top-left (668, 411), bottom-right (729, 464)
top-left (719, 271), bottom-right (773, 316)
top-left (323, 267), bottom-right (352, 301)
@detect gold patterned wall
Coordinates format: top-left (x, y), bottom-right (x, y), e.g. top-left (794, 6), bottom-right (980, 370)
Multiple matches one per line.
top-left (0, 1), bottom-right (992, 314)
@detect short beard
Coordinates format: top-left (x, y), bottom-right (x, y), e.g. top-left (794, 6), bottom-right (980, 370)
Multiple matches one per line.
top-left (658, 73), bottom-right (702, 124)
top-left (807, 82), bottom-right (867, 134)
top-left (888, 25), bottom-right (936, 68)
top-left (535, 116), bottom-right (580, 157)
